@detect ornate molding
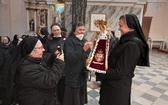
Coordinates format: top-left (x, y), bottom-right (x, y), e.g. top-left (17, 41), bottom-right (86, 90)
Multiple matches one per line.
top-left (58, 0), bottom-right (65, 3)
top-left (46, 0), bottom-right (58, 4)
top-left (24, 0), bottom-right (47, 10)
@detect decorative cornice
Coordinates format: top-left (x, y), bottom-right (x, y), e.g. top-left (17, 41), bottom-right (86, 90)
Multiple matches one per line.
top-left (66, 1), bottom-right (146, 7)
top-left (46, 0), bottom-right (58, 4)
top-left (65, 0), bottom-right (140, 3)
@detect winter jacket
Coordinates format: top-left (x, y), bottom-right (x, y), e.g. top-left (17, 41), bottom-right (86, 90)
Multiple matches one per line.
top-left (0, 42), bottom-right (10, 88)
top-left (63, 34), bottom-right (90, 87)
top-left (15, 54), bottom-right (65, 105)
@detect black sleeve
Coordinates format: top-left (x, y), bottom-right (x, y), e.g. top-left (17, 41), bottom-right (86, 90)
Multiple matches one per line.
top-left (64, 38), bottom-right (85, 64)
top-left (44, 40), bottom-right (49, 52)
top-left (43, 53), bottom-right (56, 67)
top-left (19, 59), bottom-right (65, 89)
top-left (105, 42), bottom-right (140, 80)
top-left (0, 49), bottom-right (4, 72)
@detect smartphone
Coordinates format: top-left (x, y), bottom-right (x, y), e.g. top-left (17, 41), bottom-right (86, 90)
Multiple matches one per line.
top-left (57, 45), bottom-right (62, 55)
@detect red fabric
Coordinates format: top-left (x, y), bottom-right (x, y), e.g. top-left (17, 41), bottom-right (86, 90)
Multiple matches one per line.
top-left (89, 40), bottom-right (107, 71)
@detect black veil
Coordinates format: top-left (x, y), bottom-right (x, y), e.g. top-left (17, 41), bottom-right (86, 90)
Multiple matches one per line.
top-left (125, 14), bottom-right (150, 66)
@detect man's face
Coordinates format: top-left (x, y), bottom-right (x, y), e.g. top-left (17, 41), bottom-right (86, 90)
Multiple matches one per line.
top-left (2, 37), bottom-right (9, 44)
top-left (29, 40), bottom-right (45, 58)
top-left (74, 26), bottom-right (85, 36)
top-left (52, 25), bottom-right (61, 37)
top-left (118, 19), bottom-right (130, 35)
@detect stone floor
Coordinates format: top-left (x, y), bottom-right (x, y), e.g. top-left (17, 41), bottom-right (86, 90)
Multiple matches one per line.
top-left (86, 49), bottom-right (168, 105)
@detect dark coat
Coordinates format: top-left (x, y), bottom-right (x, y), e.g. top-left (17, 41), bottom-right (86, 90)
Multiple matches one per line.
top-left (99, 32), bottom-right (141, 105)
top-left (0, 42), bottom-right (10, 88)
top-left (15, 54), bottom-right (65, 105)
top-left (63, 34), bottom-right (90, 87)
top-left (44, 34), bottom-right (66, 105)
top-left (45, 35), bottom-right (65, 53)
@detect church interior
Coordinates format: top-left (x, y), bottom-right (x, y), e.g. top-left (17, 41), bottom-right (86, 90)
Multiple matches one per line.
top-left (0, 0), bottom-right (168, 51)
top-left (0, 0), bottom-right (168, 105)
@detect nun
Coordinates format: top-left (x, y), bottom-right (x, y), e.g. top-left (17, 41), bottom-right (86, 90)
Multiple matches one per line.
top-left (63, 22), bottom-right (91, 105)
top-left (7, 36), bottom-right (65, 105)
top-left (98, 14), bottom-right (150, 105)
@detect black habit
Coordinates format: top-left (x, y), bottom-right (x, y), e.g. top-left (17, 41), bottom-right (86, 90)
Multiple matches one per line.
top-left (99, 14), bottom-right (149, 105)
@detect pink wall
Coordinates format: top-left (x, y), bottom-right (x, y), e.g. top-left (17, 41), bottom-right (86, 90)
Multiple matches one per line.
top-left (9, 0), bottom-right (27, 37)
top-left (145, 0), bottom-right (168, 41)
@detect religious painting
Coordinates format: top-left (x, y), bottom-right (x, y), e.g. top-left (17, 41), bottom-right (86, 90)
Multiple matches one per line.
top-left (37, 9), bottom-right (47, 27)
top-left (90, 13), bottom-right (106, 31)
top-left (51, 4), bottom-right (65, 27)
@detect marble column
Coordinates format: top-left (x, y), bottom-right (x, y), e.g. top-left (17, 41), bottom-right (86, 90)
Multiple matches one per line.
top-left (34, 10), bottom-right (37, 32)
top-left (47, 5), bottom-right (53, 33)
top-left (26, 10), bottom-right (29, 32)
top-left (65, 1), bottom-right (145, 42)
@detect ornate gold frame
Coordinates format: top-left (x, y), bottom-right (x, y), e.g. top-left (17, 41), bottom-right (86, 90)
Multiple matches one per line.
top-left (51, 4), bottom-right (65, 27)
top-left (90, 13), bottom-right (106, 31)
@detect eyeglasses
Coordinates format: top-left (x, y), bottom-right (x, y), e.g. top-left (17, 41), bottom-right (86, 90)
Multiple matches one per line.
top-left (34, 46), bottom-right (44, 50)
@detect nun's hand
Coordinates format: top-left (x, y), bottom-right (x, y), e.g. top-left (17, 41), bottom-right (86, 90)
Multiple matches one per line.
top-left (57, 54), bottom-right (64, 61)
top-left (83, 42), bottom-right (92, 51)
top-left (55, 50), bottom-right (60, 56)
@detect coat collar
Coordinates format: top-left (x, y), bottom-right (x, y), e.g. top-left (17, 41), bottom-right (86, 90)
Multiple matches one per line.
top-left (26, 56), bottom-right (42, 63)
top-left (120, 31), bottom-right (137, 44)
top-left (0, 42), bottom-right (8, 49)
